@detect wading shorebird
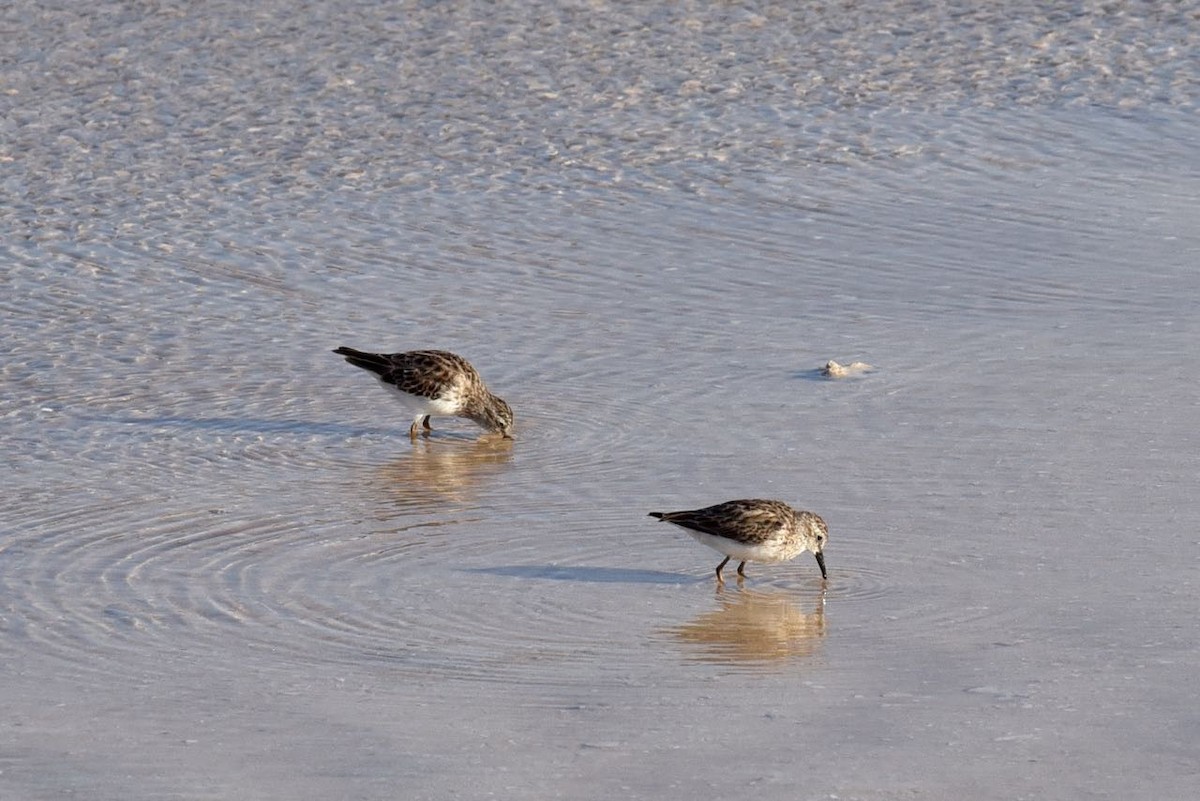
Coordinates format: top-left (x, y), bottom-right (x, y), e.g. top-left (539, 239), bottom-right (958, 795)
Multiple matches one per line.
top-left (333, 347), bottom-right (513, 438)
top-left (649, 499), bottom-right (828, 583)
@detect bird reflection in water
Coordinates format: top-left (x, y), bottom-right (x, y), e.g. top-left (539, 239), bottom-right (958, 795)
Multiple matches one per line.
top-left (663, 586), bottom-right (826, 668)
top-left (371, 435), bottom-right (514, 513)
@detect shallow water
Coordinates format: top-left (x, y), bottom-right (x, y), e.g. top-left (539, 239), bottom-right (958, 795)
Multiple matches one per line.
top-left (3, 2), bottom-right (1199, 799)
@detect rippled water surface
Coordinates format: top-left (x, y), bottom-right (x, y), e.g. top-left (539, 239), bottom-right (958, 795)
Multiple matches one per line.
top-left (3, 2), bottom-right (1198, 799)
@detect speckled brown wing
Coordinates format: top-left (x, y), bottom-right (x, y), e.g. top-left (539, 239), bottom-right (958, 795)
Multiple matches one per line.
top-left (651, 499), bottom-right (795, 546)
top-left (334, 348), bottom-right (477, 401)
top-left (377, 350), bottom-right (477, 400)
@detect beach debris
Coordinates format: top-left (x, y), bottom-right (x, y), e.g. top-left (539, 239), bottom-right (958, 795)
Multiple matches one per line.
top-left (821, 360), bottom-right (873, 378)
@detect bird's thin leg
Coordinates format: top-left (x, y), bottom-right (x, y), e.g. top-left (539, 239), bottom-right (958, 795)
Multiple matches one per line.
top-left (422, 415), bottom-right (432, 431)
top-left (408, 420), bottom-right (420, 437)
top-left (715, 556), bottom-right (731, 584)
top-left (737, 561), bottom-right (747, 578)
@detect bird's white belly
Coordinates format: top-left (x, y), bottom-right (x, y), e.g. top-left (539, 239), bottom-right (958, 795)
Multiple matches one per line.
top-left (381, 382), bottom-right (463, 418)
top-left (686, 531), bottom-right (795, 564)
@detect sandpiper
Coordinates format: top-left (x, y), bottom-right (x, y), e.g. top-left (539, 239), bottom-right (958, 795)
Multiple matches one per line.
top-left (333, 347), bottom-right (514, 438)
top-left (649, 499), bottom-right (828, 583)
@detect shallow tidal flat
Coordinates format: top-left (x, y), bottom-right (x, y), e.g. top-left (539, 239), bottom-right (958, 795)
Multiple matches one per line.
top-left (3, 1), bottom-right (1199, 799)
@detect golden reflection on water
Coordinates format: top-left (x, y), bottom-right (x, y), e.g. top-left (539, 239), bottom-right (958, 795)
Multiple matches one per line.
top-left (372, 435), bottom-right (514, 511)
top-left (664, 586), bottom-right (826, 668)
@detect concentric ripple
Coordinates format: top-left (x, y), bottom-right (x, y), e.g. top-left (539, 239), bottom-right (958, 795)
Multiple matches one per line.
top-left (0, 489), bottom-right (718, 690)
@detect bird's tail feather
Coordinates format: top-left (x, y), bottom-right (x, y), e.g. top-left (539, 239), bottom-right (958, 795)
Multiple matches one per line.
top-left (334, 346), bottom-right (390, 376)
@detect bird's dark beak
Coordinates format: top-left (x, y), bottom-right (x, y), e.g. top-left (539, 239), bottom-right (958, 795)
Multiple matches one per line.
top-left (814, 551), bottom-right (827, 580)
